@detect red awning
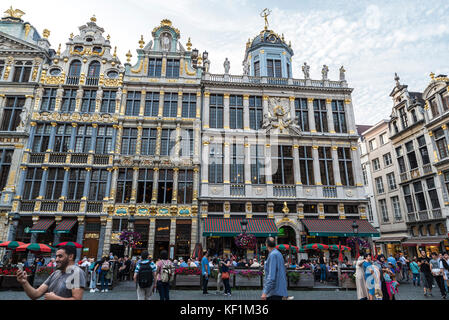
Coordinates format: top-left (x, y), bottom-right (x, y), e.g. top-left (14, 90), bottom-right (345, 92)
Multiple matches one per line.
top-left (54, 219), bottom-right (77, 234)
top-left (30, 219), bottom-right (54, 233)
top-left (301, 218), bottom-right (379, 237)
top-left (203, 217), bottom-right (278, 237)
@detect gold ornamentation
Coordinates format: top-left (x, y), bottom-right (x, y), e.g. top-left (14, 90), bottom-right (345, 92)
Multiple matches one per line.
top-left (186, 38), bottom-right (192, 51)
top-left (126, 50), bottom-right (132, 63)
top-left (24, 23), bottom-right (31, 37)
top-left (43, 29), bottom-right (50, 39)
top-left (139, 35), bottom-right (145, 49)
top-left (4, 6), bottom-right (25, 19)
top-left (131, 59), bottom-right (143, 73)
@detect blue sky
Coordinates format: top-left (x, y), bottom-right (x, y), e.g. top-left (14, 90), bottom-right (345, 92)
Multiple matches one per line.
top-left (10, 0), bottom-right (449, 125)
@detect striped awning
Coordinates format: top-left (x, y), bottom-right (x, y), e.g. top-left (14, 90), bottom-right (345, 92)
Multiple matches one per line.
top-left (203, 217), bottom-right (278, 237)
top-left (54, 219), bottom-right (77, 234)
top-left (301, 218), bottom-right (380, 237)
top-left (30, 219), bottom-right (54, 233)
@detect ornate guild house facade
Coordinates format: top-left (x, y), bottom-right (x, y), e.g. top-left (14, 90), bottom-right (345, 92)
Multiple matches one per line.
top-left (0, 7), bottom-right (378, 261)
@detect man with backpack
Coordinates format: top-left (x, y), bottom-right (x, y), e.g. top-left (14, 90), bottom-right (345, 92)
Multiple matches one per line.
top-left (133, 250), bottom-right (156, 300)
top-left (156, 250), bottom-right (174, 301)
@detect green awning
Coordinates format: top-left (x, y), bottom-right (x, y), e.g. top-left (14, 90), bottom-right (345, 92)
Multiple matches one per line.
top-left (29, 219), bottom-right (54, 233)
top-left (54, 219), bottom-right (77, 234)
top-left (301, 218), bottom-right (379, 237)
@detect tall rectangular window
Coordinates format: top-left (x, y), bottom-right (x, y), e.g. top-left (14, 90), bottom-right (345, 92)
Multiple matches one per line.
top-left (403, 184), bottom-right (415, 213)
top-left (430, 98), bottom-right (439, 118)
top-left (299, 146), bottom-right (314, 185)
top-left (0, 60), bottom-right (4, 78)
top-left (295, 98), bottom-right (309, 132)
top-left (180, 129), bottom-right (194, 157)
top-left (41, 88), bottom-right (57, 112)
top-left (137, 169), bottom-right (153, 203)
top-left (121, 128), bottom-right (138, 155)
top-left (125, 91), bottom-right (141, 116)
top-left (254, 61), bottom-right (260, 77)
top-left (12, 61), bottom-right (32, 82)
top-left (81, 90), bottom-right (97, 113)
top-left (95, 126), bottom-right (113, 154)
top-left (160, 129), bottom-right (176, 156)
top-left (399, 107), bottom-right (408, 129)
top-left (250, 144), bottom-right (265, 184)
top-left (434, 128), bottom-right (448, 160)
top-left (209, 143), bottom-right (223, 183)
top-left (230, 144), bottom-right (245, 184)
top-left (338, 147), bottom-right (354, 186)
top-left (32, 123), bottom-right (51, 152)
top-left (405, 141), bottom-right (418, 170)
top-left (148, 58), bottom-right (162, 77)
top-left (67, 169), bottom-right (86, 200)
top-left (1, 96), bottom-right (24, 131)
top-left (144, 92), bottom-right (160, 116)
top-left (267, 59), bottom-right (282, 77)
top-left (379, 199), bottom-right (389, 222)
top-left (442, 94), bottom-right (449, 112)
top-left (178, 169), bottom-right (193, 204)
top-left (391, 196), bottom-right (402, 221)
top-left (426, 177), bottom-right (440, 209)
top-left (229, 95), bottom-right (243, 129)
top-left (116, 168), bottom-right (133, 203)
top-left (166, 59), bottom-right (180, 78)
top-left (74, 125), bottom-right (93, 153)
top-left (100, 90), bottom-right (116, 113)
top-left (53, 124), bottom-right (72, 152)
top-left (396, 147), bottom-right (407, 173)
top-left (0, 149), bottom-right (13, 191)
top-left (182, 93), bottom-right (196, 118)
top-left (23, 168), bottom-right (43, 200)
top-left (332, 100), bottom-right (347, 133)
top-left (372, 158), bottom-right (380, 171)
top-left (417, 135), bottom-right (430, 165)
top-left (375, 177), bottom-right (384, 194)
top-left (314, 99), bottom-right (328, 133)
top-left (387, 172), bottom-right (397, 191)
top-left (249, 96), bottom-right (263, 130)
top-left (45, 168), bottom-right (64, 200)
top-left (158, 169), bottom-right (173, 204)
top-left (383, 153), bottom-right (392, 167)
top-left (318, 147), bottom-right (334, 185)
top-left (413, 181), bottom-right (427, 211)
top-left (272, 145), bottom-right (294, 185)
top-left (89, 169), bottom-right (108, 201)
top-left (141, 128), bottom-right (157, 156)
top-left (210, 94), bottom-right (224, 128)
top-left (61, 89), bottom-right (77, 113)
top-left (163, 92), bottom-right (178, 118)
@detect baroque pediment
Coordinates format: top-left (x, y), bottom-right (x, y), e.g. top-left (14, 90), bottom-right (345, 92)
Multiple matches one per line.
top-left (0, 33), bottom-right (42, 53)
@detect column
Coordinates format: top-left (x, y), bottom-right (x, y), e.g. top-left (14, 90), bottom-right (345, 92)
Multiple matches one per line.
top-left (177, 91), bottom-right (183, 118)
top-left (60, 167), bottom-right (70, 199)
top-left (243, 95), bottom-right (250, 130)
top-left (119, 89), bottom-right (127, 116)
top-left (265, 143), bottom-right (273, 197)
top-left (223, 94), bottom-right (230, 129)
top-left (139, 90), bottom-right (146, 116)
top-left (190, 218), bottom-right (198, 256)
top-left (289, 96), bottom-right (296, 121)
top-left (114, 125), bottom-right (123, 154)
top-left (192, 167), bottom-right (199, 204)
top-left (26, 122), bottom-right (37, 150)
top-left (174, 125), bottom-right (181, 160)
top-left (94, 88), bottom-right (103, 113)
top-left (312, 146), bottom-right (321, 185)
top-left (38, 167), bottom-right (49, 198)
top-left (203, 92), bottom-right (210, 128)
top-left (82, 168), bottom-right (92, 200)
top-left (193, 127), bottom-right (200, 164)
top-left (169, 218), bottom-right (176, 258)
top-left (201, 141), bottom-right (209, 183)
top-left (111, 125), bottom-right (118, 154)
top-left (293, 144), bottom-right (302, 199)
top-left (223, 142), bottom-right (230, 184)
top-left (151, 168), bottom-right (159, 203)
top-left (105, 168), bottom-right (113, 201)
top-left (136, 125), bottom-right (143, 155)
top-left (331, 147), bottom-right (342, 186)
top-left (326, 99), bottom-right (335, 133)
top-left (74, 88), bottom-right (83, 112)
top-left (158, 91), bottom-right (164, 117)
top-left (89, 124), bottom-right (98, 153)
top-left (75, 217), bottom-right (85, 261)
top-left (69, 123), bottom-right (77, 152)
top-left (351, 146), bottom-right (363, 186)
top-left (97, 218), bottom-right (107, 260)
top-left (102, 217), bottom-right (113, 258)
top-left (263, 95), bottom-right (269, 118)
top-left (115, 88), bottom-right (123, 114)
top-left (196, 92), bottom-right (202, 119)
top-left (47, 122), bottom-right (58, 152)
top-left (148, 218), bottom-right (156, 257)
top-left (16, 166), bottom-right (27, 199)
top-left (345, 98), bottom-right (356, 134)
top-left (155, 127), bottom-right (162, 156)
top-left (244, 142), bottom-right (251, 186)
top-left (131, 167), bottom-right (139, 203)
top-left (172, 168), bottom-right (179, 204)
top-left (308, 98), bottom-right (316, 133)
top-left (110, 167), bottom-right (119, 201)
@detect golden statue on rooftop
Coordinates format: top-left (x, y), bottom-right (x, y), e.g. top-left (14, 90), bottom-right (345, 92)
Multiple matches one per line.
top-left (4, 6), bottom-right (25, 19)
top-left (260, 8), bottom-right (271, 30)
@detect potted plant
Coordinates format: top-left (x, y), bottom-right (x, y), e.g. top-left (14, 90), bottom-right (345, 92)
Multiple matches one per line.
top-left (33, 267), bottom-right (55, 287)
top-left (339, 271), bottom-right (356, 289)
top-left (174, 267), bottom-right (201, 287)
top-left (287, 270), bottom-right (314, 288)
top-left (232, 269), bottom-right (263, 287)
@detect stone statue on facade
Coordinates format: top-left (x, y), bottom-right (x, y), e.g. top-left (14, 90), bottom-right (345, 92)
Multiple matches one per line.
top-left (394, 72), bottom-right (401, 87)
top-left (17, 108), bottom-right (28, 131)
top-left (203, 58), bottom-right (210, 73)
top-left (161, 33), bottom-right (170, 51)
top-left (224, 58), bottom-right (230, 74)
top-left (302, 62), bottom-right (310, 79)
top-left (339, 66), bottom-right (346, 81)
top-left (321, 65), bottom-right (329, 80)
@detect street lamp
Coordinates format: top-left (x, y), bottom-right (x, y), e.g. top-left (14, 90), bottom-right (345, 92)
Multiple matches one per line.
top-left (240, 218), bottom-right (248, 262)
top-left (191, 48), bottom-right (209, 71)
top-left (352, 220), bottom-right (360, 258)
top-left (12, 212), bottom-right (20, 229)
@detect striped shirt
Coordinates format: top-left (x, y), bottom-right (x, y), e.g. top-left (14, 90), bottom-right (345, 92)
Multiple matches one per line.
top-left (134, 260), bottom-right (156, 274)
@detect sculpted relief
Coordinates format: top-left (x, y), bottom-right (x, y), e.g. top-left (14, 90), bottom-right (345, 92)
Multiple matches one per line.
top-left (262, 97), bottom-right (300, 135)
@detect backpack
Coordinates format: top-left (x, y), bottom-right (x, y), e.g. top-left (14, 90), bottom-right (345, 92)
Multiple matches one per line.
top-left (441, 259), bottom-right (449, 271)
top-left (101, 261), bottom-right (110, 271)
top-left (137, 262), bottom-right (154, 288)
top-left (161, 261), bottom-right (174, 283)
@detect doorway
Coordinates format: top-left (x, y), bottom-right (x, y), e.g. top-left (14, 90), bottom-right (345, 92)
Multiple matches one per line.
top-left (154, 219), bottom-right (170, 259)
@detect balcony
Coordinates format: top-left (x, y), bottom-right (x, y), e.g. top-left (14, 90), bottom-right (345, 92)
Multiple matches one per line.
top-left (40, 201), bottom-right (58, 212)
top-left (418, 210), bottom-right (429, 220)
top-left (423, 163), bottom-right (432, 174)
top-left (20, 201), bottom-right (35, 212)
top-left (63, 201), bottom-right (81, 212)
top-left (230, 184), bottom-right (245, 197)
top-left (85, 77), bottom-right (99, 86)
top-left (93, 155), bottom-right (109, 165)
top-left (87, 201), bottom-right (102, 212)
top-left (29, 153), bottom-right (45, 164)
top-left (407, 213), bottom-right (417, 222)
top-left (432, 209), bottom-right (442, 219)
top-left (323, 186), bottom-right (337, 198)
top-left (49, 153), bottom-right (67, 164)
top-left (273, 185), bottom-right (296, 197)
top-left (71, 154), bottom-right (88, 164)
top-left (65, 76), bottom-right (79, 85)
top-left (267, 77), bottom-right (288, 85)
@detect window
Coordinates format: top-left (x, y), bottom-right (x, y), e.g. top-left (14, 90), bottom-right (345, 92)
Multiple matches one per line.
top-left (332, 100), bottom-right (347, 133)
top-left (231, 203), bottom-right (246, 213)
top-left (368, 139), bottom-right (377, 151)
top-left (403, 184), bottom-right (415, 213)
top-left (45, 168), bottom-right (65, 200)
top-left (166, 59), bottom-right (180, 78)
top-left (444, 172), bottom-right (449, 199)
top-left (208, 203), bottom-right (223, 212)
top-left (1, 96), bottom-right (24, 131)
top-left (249, 96), bottom-right (263, 130)
top-left (158, 169), bottom-right (173, 204)
top-left (74, 125), bottom-right (93, 153)
top-left (61, 89), bottom-right (77, 112)
top-left (372, 158), bottom-right (380, 171)
top-left (0, 149), bottom-right (13, 191)
top-left (163, 92), bottom-right (178, 118)
top-left (386, 172), bottom-right (397, 191)
top-left (144, 92), bottom-right (160, 117)
top-left (23, 168), bottom-right (43, 200)
top-left (252, 203), bottom-right (267, 213)
top-left (324, 205), bottom-right (338, 214)
top-left (230, 144), bottom-right (244, 184)
top-left (267, 59), bottom-right (282, 77)
top-left (12, 61), bottom-right (32, 82)
top-left (209, 143), bottom-right (223, 183)
top-left (379, 133), bottom-right (387, 145)
top-left (209, 94), bottom-right (224, 128)
top-left (392, 121), bottom-right (399, 134)
top-left (367, 201), bottom-right (374, 221)
top-left (148, 58), bottom-right (162, 77)
top-left (434, 128), bottom-right (448, 159)
top-left (53, 124), bottom-right (72, 152)
top-left (375, 177), bottom-right (384, 194)
top-left (391, 196), bottom-right (402, 221)
top-left (137, 169), bottom-right (153, 203)
top-left (314, 99), bottom-right (328, 132)
top-left (121, 128), bottom-right (138, 155)
top-left (81, 90), bottom-right (97, 113)
top-left (396, 147), bottom-right (407, 173)
top-left (86, 61), bottom-right (100, 85)
top-left (338, 148), bottom-right (354, 186)
top-left (399, 107), bottom-right (408, 129)
top-left (405, 141), bottom-right (418, 170)
top-left (362, 164), bottom-right (368, 186)
top-left (250, 144), bottom-right (265, 184)
top-left (180, 129), bottom-right (194, 157)
top-left (304, 204), bottom-right (318, 214)
top-left (125, 91), bottom-right (141, 116)
top-left (430, 98), bottom-right (439, 118)
top-left (254, 60), bottom-right (260, 77)
top-left (295, 98), bottom-right (309, 132)
top-left (32, 123), bottom-right (51, 152)
top-left (178, 170), bottom-right (193, 204)
top-left (442, 94), bottom-right (449, 112)
top-left (229, 95), bottom-right (243, 129)
top-left (67, 169), bottom-right (86, 200)
top-left (383, 153), bottom-right (392, 167)
top-left (272, 145), bottom-right (294, 185)
top-left (40, 88), bottom-right (57, 111)
top-left (417, 135), bottom-right (430, 165)
top-left (426, 177), bottom-right (440, 209)
top-left (68, 60), bottom-right (81, 77)
top-left (0, 60), bottom-right (4, 78)
top-left (89, 169), bottom-right (108, 201)
top-left (95, 126), bottom-right (113, 154)
top-left (100, 91), bottom-right (116, 113)
top-left (182, 93), bottom-right (196, 118)
top-left (299, 146), bottom-right (314, 185)
top-left (141, 128), bottom-right (157, 156)
top-left (160, 129), bottom-right (176, 156)
top-left (318, 147), bottom-right (334, 185)
top-left (116, 168), bottom-right (133, 203)
top-left (379, 199), bottom-right (389, 222)
top-left (413, 181), bottom-right (427, 211)
top-left (411, 109), bottom-right (418, 123)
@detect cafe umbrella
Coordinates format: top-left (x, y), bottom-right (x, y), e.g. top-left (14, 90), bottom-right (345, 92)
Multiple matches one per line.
top-left (328, 244), bottom-right (351, 251)
top-left (302, 243), bottom-right (329, 250)
top-left (56, 242), bottom-right (83, 248)
top-left (0, 241), bottom-right (25, 250)
top-left (15, 243), bottom-right (55, 253)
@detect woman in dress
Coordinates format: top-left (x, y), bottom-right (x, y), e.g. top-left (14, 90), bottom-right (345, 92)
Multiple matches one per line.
top-left (362, 253), bottom-right (375, 300)
top-left (355, 255), bottom-right (368, 300)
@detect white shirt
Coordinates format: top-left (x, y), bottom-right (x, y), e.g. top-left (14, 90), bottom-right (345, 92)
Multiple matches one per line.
top-left (189, 262), bottom-right (197, 267)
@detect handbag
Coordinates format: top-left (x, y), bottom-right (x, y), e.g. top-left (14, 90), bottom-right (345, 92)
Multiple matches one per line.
top-left (221, 271), bottom-right (230, 280)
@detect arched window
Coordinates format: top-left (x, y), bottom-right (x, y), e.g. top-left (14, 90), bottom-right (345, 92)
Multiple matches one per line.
top-left (67, 60), bottom-right (81, 85)
top-left (87, 61), bottom-right (100, 78)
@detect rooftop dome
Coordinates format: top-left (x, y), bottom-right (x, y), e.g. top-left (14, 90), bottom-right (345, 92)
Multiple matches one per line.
top-left (246, 29), bottom-right (293, 56)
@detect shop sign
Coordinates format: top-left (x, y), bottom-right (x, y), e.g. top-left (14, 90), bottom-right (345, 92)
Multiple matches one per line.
top-left (84, 233), bottom-right (99, 239)
top-left (110, 232), bottom-right (121, 244)
top-left (179, 208), bottom-right (190, 215)
top-left (116, 208), bottom-right (127, 215)
top-left (158, 208), bottom-right (169, 215)
top-left (137, 208), bottom-right (149, 215)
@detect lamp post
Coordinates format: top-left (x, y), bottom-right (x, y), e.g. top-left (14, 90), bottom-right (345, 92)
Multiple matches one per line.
top-left (352, 220), bottom-right (359, 259)
top-left (191, 48), bottom-right (209, 71)
top-left (3, 213), bottom-right (20, 263)
top-left (240, 218), bottom-right (248, 262)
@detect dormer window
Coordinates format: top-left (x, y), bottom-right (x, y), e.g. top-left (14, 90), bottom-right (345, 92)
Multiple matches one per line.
top-left (254, 60), bottom-right (260, 77)
top-left (85, 37), bottom-right (93, 42)
top-left (267, 59), bottom-right (282, 78)
top-left (393, 121), bottom-right (399, 134)
top-left (410, 109), bottom-right (417, 123)
top-left (74, 46), bottom-right (83, 53)
top-left (399, 107), bottom-right (408, 129)
top-left (49, 68), bottom-right (61, 76)
top-left (442, 93), bottom-right (449, 112)
top-left (92, 47), bottom-right (102, 53)
top-left (430, 98), bottom-right (439, 117)
top-left (107, 70), bottom-right (119, 79)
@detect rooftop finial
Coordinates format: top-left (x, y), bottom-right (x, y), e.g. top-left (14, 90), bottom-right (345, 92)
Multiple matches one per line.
top-left (113, 46), bottom-right (117, 58)
top-left (394, 72), bottom-right (400, 87)
top-left (56, 43), bottom-right (61, 55)
top-left (186, 37), bottom-right (192, 51)
top-left (4, 6), bottom-right (25, 19)
top-left (260, 8), bottom-right (271, 30)
top-left (126, 50), bottom-right (132, 63)
top-left (430, 72), bottom-right (435, 80)
top-left (90, 15), bottom-right (97, 23)
top-left (139, 35), bottom-right (145, 49)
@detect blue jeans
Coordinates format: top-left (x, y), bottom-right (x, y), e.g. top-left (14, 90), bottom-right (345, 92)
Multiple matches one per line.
top-left (89, 271), bottom-right (97, 289)
top-left (412, 273), bottom-right (420, 286)
top-left (157, 280), bottom-right (170, 301)
top-left (320, 264), bottom-right (326, 281)
top-left (100, 271), bottom-right (108, 291)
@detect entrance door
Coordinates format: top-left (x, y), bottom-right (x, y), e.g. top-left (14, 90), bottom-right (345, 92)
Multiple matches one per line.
top-left (83, 238), bottom-right (99, 259)
top-left (154, 219), bottom-right (170, 259)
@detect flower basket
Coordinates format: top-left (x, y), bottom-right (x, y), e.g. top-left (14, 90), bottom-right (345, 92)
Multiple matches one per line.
top-left (288, 271), bottom-right (314, 288)
top-left (232, 269), bottom-right (263, 287)
top-left (33, 267), bottom-right (56, 287)
top-left (175, 267), bottom-right (201, 287)
top-left (339, 272), bottom-right (356, 289)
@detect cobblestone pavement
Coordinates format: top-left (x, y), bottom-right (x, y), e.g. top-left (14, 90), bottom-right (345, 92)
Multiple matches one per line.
top-left (0, 281), bottom-right (445, 300)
